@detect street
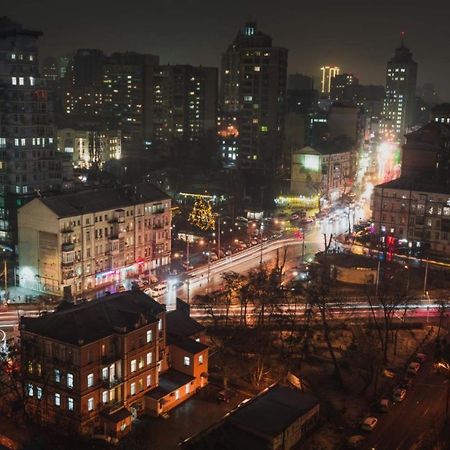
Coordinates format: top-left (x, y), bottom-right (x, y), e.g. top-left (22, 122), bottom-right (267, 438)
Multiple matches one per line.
top-left (360, 348), bottom-right (447, 450)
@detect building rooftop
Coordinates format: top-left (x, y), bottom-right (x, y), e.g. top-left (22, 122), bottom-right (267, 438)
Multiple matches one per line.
top-left (146, 369), bottom-right (195, 400)
top-left (170, 338), bottom-right (208, 354)
top-left (20, 291), bottom-right (165, 346)
top-left (229, 385), bottom-right (319, 438)
top-left (376, 176), bottom-right (450, 195)
top-left (166, 308), bottom-right (205, 340)
top-left (405, 121), bottom-right (450, 143)
top-left (39, 183), bottom-right (170, 218)
top-left (182, 385), bottom-right (319, 449)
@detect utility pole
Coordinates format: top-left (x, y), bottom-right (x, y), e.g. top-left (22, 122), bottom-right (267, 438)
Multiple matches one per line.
top-left (301, 228), bottom-right (305, 262)
top-left (206, 241), bottom-right (211, 294)
top-left (259, 222), bottom-right (264, 266)
top-left (423, 259), bottom-right (429, 295)
top-left (217, 215), bottom-right (221, 259)
top-left (186, 239), bottom-right (190, 269)
top-left (375, 259), bottom-right (381, 297)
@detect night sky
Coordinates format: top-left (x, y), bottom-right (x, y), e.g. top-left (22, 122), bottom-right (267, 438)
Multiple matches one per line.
top-left (4, 0), bottom-right (450, 99)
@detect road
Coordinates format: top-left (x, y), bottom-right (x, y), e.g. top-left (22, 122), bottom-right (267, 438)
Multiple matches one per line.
top-left (360, 346), bottom-right (447, 450)
top-left (167, 205), bottom-right (365, 310)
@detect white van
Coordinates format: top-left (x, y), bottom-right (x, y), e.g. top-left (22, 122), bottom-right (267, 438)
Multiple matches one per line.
top-left (145, 284), bottom-right (167, 298)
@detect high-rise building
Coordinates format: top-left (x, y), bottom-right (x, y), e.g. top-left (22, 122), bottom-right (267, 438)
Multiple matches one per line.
top-left (380, 35), bottom-right (417, 143)
top-left (102, 52), bottom-right (159, 156)
top-left (220, 21), bottom-right (288, 170)
top-left (330, 73), bottom-right (358, 101)
top-left (0, 17), bottom-right (67, 248)
top-left (64, 51), bottom-right (159, 157)
top-left (320, 66), bottom-right (340, 95)
top-left (153, 65), bottom-right (217, 146)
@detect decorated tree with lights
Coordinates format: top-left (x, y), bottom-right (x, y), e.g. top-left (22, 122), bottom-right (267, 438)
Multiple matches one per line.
top-left (188, 198), bottom-right (215, 231)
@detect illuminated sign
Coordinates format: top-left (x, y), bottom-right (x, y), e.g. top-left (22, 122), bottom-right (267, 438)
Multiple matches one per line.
top-left (301, 154), bottom-right (320, 171)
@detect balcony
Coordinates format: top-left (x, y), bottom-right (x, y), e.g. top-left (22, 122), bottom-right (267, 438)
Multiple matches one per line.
top-left (101, 400), bottom-right (124, 415)
top-left (62, 242), bottom-right (75, 252)
top-left (101, 352), bottom-right (121, 365)
top-left (102, 377), bottom-right (122, 389)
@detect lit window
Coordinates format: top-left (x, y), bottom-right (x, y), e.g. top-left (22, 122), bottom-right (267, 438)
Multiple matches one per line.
top-left (254, 66), bottom-right (260, 72)
top-left (11, 77), bottom-right (17, 85)
top-left (261, 126), bottom-right (268, 132)
top-left (175, 389), bottom-right (180, 400)
top-left (29, 54), bottom-right (34, 61)
top-left (87, 397), bottom-right (94, 411)
top-left (67, 373), bottom-right (74, 388)
top-left (146, 330), bottom-right (152, 343)
top-left (146, 352), bottom-right (153, 365)
top-left (29, 77), bottom-right (35, 86)
top-left (11, 53), bottom-right (16, 60)
top-left (183, 356), bottom-right (191, 367)
top-left (186, 384), bottom-right (190, 394)
top-left (102, 391), bottom-right (108, 404)
top-left (54, 369), bottom-right (61, 383)
top-left (36, 387), bottom-right (42, 399)
top-left (158, 319), bottom-right (162, 331)
top-left (131, 359), bottom-right (137, 373)
top-left (14, 138), bottom-right (19, 146)
top-left (130, 382), bottom-right (136, 396)
top-left (67, 397), bottom-right (74, 411)
top-left (27, 384), bottom-right (34, 397)
top-left (21, 138), bottom-right (26, 146)
top-left (199, 354), bottom-right (204, 365)
top-left (19, 77), bottom-right (24, 86)
top-left (54, 393), bottom-right (61, 407)
top-left (146, 374), bottom-right (152, 387)
top-left (87, 373), bottom-right (94, 387)
top-left (244, 95), bottom-right (253, 102)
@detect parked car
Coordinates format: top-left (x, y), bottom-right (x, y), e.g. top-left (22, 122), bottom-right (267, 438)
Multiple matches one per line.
top-left (216, 389), bottom-right (236, 403)
top-left (117, 284), bottom-right (126, 292)
top-left (392, 387), bottom-right (407, 402)
top-left (346, 435), bottom-right (365, 448)
top-left (145, 283), bottom-right (167, 298)
top-left (378, 398), bottom-right (390, 413)
top-left (400, 377), bottom-right (413, 389)
top-left (407, 362), bottom-right (421, 376)
top-left (383, 369), bottom-right (395, 378)
top-left (361, 417), bottom-right (378, 432)
top-left (414, 352), bottom-right (427, 363)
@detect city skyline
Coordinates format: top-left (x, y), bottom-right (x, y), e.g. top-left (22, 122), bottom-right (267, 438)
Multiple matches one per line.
top-left (4, 0), bottom-right (450, 99)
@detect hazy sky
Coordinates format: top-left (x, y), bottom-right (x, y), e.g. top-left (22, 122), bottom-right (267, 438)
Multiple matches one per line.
top-left (4, 0), bottom-right (450, 99)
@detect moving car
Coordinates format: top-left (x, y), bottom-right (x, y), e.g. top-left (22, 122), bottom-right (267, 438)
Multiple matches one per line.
top-left (392, 387), bottom-right (407, 402)
top-left (361, 417), bottom-right (378, 432)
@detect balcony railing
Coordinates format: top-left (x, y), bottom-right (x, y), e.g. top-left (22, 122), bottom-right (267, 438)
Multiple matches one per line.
top-left (62, 242), bottom-right (75, 252)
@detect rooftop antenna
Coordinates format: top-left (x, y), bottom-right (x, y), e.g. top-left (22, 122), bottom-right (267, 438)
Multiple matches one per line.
top-left (400, 31), bottom-right (406, 47)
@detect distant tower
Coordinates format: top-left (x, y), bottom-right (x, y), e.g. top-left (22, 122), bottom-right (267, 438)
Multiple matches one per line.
top-left (320, 66), bottom-right (340, 95)
top-left (381, 33), bottom-right (417, 143)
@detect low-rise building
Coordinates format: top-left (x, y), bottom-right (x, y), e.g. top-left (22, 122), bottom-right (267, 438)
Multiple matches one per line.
top-left (57, 128), bottom-right (122, 169)
top-left (182, 384), bottom-right (319, 450)
top-left (18, 184), bottom-right (171, 296)
top-left (291, 140), bottom-right (355, 203)
top-left (372, 177), bottom-right (450, 256)
top-left (20, 292), bottom-right (208, 442)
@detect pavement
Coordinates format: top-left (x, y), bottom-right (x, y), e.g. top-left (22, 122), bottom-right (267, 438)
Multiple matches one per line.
top-left (359, 344), bottom-right (447, 450)
top-left (119, 383), bottom-right (247, 450)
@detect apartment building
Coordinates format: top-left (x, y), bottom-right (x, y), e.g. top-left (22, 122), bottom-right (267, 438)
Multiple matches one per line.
top-left (372, 177), bottom-right (450, 256)
top-left (17, 184), bottom-right (171, 296)
top-left (57, 127), bottom-right (121, 169)
top-left (20, 292), bottom-right (208, 442)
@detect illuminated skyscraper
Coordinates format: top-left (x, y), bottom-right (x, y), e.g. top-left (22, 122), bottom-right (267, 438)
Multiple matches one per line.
top-left (381, 34), bottom-right (417, 143)
top-left (0, 18), bottom-right (67, 247)
top-left (320, 66), bottom-right (340, 95)
top-left (220, 22), bottom-right (288, 170)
